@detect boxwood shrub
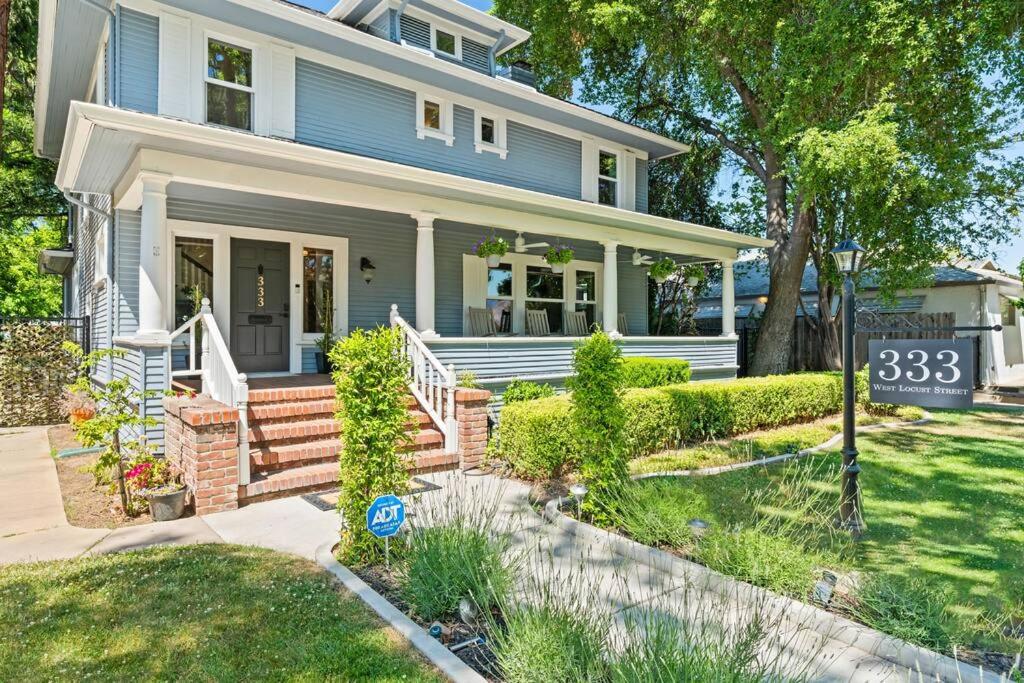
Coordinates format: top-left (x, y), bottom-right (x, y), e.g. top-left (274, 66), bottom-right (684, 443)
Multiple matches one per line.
top-left (498, 373), bottom-right (849, 480)
top-left (620, 357), bottom-right (692, 388)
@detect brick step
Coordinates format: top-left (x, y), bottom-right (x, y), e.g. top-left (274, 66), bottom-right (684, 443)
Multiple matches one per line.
top-left (250, 438), bottom-right (342, 471)
top-left (247, 384), bottom-right (335, 405)
top-left (248, 418), bottom-right (341, 445)
top-left (406, 410), bottom-right (434, 429)
top-left (247, 398), bottom-right (336, 422)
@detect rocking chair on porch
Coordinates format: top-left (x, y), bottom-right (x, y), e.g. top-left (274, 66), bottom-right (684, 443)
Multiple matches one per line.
top-left (526, 309), bottom-right (554, 336)
top-left (564, 310), bottom-right (590, 337)
top-left (467, 307), bottom-right (499, 337)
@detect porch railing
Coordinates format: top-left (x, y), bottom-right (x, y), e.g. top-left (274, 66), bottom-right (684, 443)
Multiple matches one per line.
top-left (170, 298), bottom-right (251, 485)
top-left (390, 305), bottom-right (457, 454)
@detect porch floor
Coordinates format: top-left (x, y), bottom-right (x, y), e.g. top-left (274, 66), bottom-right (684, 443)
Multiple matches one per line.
top-left (173, 374), bottom-right (333, 394)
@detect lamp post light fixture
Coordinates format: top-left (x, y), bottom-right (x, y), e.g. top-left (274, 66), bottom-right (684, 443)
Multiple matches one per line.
top-left (831, 239), bottom-right (867, 536)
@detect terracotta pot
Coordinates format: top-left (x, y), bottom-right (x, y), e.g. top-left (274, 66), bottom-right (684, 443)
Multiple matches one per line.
top-left (70, 407), bottom-right (95, 424)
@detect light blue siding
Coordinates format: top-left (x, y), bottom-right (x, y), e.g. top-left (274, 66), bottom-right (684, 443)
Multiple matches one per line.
top-left (399, 14), bottom-right (431, 49)
top-left (114, 210), bottom-right (141, 335)
top-left (462, 38), bottom-right (490, 74)
top-left (117, 7), bottom-right (158, 114)
top-left (294, 59), bottom-right (582, 200)
top-left (636, 159), bottom-right (649, 214)
top-left (367, 10), bottom-right (392, 40)
top-left (302, 346), bottom-right (319, 373)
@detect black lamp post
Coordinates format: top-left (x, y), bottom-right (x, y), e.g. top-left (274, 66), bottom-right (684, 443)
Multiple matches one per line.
top-left (832, 239), bottom-right (866, 535)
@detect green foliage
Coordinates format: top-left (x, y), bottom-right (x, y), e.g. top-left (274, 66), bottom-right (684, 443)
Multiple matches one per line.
top-left (502, 379), bottom-right (556, 404)
top-left (695, 528), bottom-right (821, 598)
top-left (568, 332), bottom-right (627, 521)
top-left (456, 370), bottom-right (482, 389)
top-left (473, 235), bottom-right (509, 258)
top-left (65, 344), bottom-right (161, 514)
top-left (544, 244), bottom-right (574, 266)
top-left (620, 357), bottom-right (691, 388)
top-left (492, 602), bottom-right (608, 683)
top-left (402, 519), bottom-right (513, 622)
top-left (500, 373), bottom-right (851, 480)
top-left (647, 258), bottom-right (677, 281)
top-left (846, 575), bottom-right (967, 651)
top-left (329, 327), bottom-right (410, 563)
top-left (681, 264), bottom-right (706, 284)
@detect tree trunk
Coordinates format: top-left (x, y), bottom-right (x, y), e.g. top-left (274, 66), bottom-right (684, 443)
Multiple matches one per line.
top-left (0, 0), bottom-right (11, 149)
top-left (750, 179), bottom-right (815, 376)
top-left (816, 285), bottom-right (842, 370)
top-left (112, 431), bottom-right (129, 513)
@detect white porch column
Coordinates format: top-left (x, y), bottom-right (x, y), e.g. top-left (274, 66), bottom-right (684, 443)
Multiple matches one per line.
top-left (602, 241), bottom-right (620, 337)
top-left (138, 173), bottom-right (172, 338)
top-left (721, 258), bottom-right (736, 337)
top-left (414, 213), bottom-right (438, 339)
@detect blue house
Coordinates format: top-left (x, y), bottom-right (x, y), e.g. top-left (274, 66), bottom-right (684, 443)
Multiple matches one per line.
top-left (36, 0), bottom-right (768, 502)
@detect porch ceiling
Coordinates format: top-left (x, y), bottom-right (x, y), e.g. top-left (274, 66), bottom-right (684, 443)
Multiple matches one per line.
top-left (58, 103), bottom-right (772, 259)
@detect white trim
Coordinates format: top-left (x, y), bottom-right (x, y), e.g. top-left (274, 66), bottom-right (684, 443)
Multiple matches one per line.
top-left (428, 335), bottom-right (739, 345)
top-left (203, 31), bottom-right (258, 133)
top-left (415, 91), bottom-right (455, 145)
top-left (430, 25), bottom-right (461, 60)
top-left (167, 219), bottom-right (349, 374)
top-left (158, 11), bottom-right (192, 119)
top-left (597, 148), bottom-right (623, 208)
top-left (473, 110), bottom-right (507, 159)
top-left (360, 1), bottom-right (391, 28)
top-left (33, 0), bottom-right (57, 156)
top-left (464, 251), bottom-right (603, 335)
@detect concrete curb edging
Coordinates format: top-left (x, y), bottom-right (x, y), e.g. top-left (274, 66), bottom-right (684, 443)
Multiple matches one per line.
top-left (314, 542), bottom-right (486, 683)
top-left (632, 412), bottom-right (934, 480)
top-left (541, 499), bottom-right (999, 683)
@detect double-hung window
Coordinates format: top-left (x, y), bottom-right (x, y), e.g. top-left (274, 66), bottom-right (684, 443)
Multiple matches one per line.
top-left (598, 150), bottom-right (619, 206)
top-left (416, 92), bottom-right (454, 145)
top-left (206, 38), bottom-right (254, 131)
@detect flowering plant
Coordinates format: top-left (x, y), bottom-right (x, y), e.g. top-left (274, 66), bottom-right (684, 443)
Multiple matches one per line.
top-left (125, 451), bottom-right (183, 501)
top-left (544, 245), bottom-right (574, 266)
top-left (473, 235), bottom-right (509, 258)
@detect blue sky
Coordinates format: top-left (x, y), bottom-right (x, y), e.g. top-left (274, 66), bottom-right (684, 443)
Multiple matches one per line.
top-left (293, 0), bottom-right (1024, 271)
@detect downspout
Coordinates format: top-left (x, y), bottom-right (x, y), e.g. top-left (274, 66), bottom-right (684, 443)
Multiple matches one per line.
top-left (64, 190), bottom-right (113, 222)
top-left (78, 0), bottom-right (116, 107)
top-left (487, 29), bottom-right (506, 77)
top-left (393, 0), bottom-right (410, 43)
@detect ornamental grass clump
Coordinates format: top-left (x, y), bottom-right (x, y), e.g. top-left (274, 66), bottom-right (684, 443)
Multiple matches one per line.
top-left (492, 601), bottom-right (608, 683)
top-left (845, 574), bottom-right (968, 651)
top-left (569, 331), bottom-right (628, 523)
top-left (330, 327), bottom-right (410, 564)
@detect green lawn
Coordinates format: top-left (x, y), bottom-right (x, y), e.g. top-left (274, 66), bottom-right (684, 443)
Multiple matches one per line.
top-left (0, 544), bottom-right (442, 681)
top-left (629, 406), bottom-right (924, 474)
top-left (618, 409), bottom-right (1024, 650)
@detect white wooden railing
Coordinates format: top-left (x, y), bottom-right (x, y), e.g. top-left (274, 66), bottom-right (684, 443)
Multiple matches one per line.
top-left (390, 304), bottom-right (458, 454)
top-left (170, 298), bottom-right (251, 485)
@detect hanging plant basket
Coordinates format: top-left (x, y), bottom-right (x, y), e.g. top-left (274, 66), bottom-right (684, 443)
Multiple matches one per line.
top-left (682, 264), bottom-right (706, 288)
top-left (649, 258), bottom-right (678, 284)
top-left (544, 245), bottom-right (574, 274)
top-left (473, 235), bottom-right (509, 268)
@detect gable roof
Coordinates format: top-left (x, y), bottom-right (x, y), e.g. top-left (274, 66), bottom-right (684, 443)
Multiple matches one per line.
top-left (703, 259), bottom-right (992, 299)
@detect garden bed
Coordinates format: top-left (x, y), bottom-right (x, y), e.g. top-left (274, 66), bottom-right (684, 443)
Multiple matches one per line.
top-left (51, 452), bottom-right (156, 528)
top-left (575, 409), bottom-right (1023, 675)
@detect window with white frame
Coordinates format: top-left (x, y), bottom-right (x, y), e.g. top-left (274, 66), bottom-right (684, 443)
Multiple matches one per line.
top-left (206, 38), bottom-right (254, 131)
top-left (432, 27), bottom-right (461, 59)
top-left (598, 150), bottom-right (619, 206)
top-left (416, 92), bottom-right (454, 145)
top-left (474, 111), bottom-right (508, 159)
top-left (486, 263), bottom-right (514, 333)
top-left (574, 269), bottom-right (598, 328)
top-left (526, 265), bottom-right (566, 334)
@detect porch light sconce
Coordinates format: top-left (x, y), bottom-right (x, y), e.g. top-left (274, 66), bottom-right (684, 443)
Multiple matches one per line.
top-left (360, 257), bottom-right (376, 284)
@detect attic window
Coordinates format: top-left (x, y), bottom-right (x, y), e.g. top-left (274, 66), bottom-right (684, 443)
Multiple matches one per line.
top-left (434, 28), bottom-right (458, 57)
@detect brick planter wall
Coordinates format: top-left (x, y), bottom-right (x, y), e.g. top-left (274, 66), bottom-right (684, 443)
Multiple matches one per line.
top-left (163, 395), bottom-right (240, 515)
top-left (454, 388), bottom-right (491, 470)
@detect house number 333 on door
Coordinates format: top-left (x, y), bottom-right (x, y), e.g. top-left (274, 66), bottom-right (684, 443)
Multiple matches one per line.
top-left (868, 338), bottom-right (974, 409)
top-left (257, 265), bottom-right (265, 308)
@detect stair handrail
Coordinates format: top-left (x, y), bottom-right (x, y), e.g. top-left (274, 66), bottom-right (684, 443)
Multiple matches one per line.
top-left (390, 304), bottom-right (458, 454)
top-left (171, 299), bottom-right (251, 486)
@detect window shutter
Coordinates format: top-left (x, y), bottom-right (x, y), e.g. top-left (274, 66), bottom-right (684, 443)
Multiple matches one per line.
top-left (580, 138), bottom-right (598, 202)
top-left (157, 12), bottom-right (191, 120)
top-left (622, 150), bottom-right (637, 211)
top-left (462, 255), bottom-right (487, 335)
top-left (270, 45), bottom-right (296, 139)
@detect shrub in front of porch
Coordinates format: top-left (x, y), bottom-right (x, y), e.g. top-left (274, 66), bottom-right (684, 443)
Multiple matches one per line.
top-left (498, 373), bottom-right (848, 480)
top-left (330, 327), bottom-right (411, 563)
top-left (620, 357), bottom-right (691, 388)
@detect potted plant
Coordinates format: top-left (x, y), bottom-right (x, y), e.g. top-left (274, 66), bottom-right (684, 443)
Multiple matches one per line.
top-left (314, 290), bottom-right (335, 374)
top-left (683, 264), bottom-right (706, 287)
top-left (649, 258), bottom-right (678, 284)
top-left (125, 451), bottom-right (186, 521)
top-left (474, 235), bottom-right (509, 267)
top-left (61, 387), bottom-right (96, 424)
top-left (544, 245), bottom-right (574, 274)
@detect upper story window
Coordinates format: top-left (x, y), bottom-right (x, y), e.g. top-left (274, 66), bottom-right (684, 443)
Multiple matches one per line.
top-left (416, 92), bottom-right (454, 145)
top-left (432, 28), bottom-right (460, 59)
top-left (598, 150), bottom-right (619, 206)
top-left (474, 111), bottom-right (508, 159)
top-left (206, 38), bottom-right (254, 131)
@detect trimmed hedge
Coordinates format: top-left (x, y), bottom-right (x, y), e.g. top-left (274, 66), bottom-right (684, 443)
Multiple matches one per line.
top-left (503, 379), bottom-right (557, 404)
top-left (620, 357), bottom-right (692, 388)
top-left (498, 373), bottom-right (849, 480)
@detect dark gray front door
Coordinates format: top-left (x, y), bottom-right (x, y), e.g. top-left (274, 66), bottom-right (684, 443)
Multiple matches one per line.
top-left (231, 238), bottom-right (290, 373)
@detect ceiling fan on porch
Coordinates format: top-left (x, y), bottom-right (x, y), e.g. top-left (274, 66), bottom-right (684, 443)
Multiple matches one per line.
top-left (627, 249), bottom-right (656, 267)
top-left (514, 232), bottom-right (550, 253)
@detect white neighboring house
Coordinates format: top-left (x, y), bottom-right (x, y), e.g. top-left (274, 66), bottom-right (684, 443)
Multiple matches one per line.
top-left (698, 259), bottom-right (1024, 387)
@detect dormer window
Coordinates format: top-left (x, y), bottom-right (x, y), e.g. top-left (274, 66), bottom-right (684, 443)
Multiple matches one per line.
top-left (474, 110), bottom-right (508, 159)
top-left (433, 28), bottom-right (460, 58)
top-left (206, 38), bottom-right (254, 131)
top-left (416, 91), bottom-right (454, 145)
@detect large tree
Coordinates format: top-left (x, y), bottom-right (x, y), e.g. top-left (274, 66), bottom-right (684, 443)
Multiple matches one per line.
top-left (492, 0), bottom-right (1024, 373)
top-left (1, 0), bottom-right (65, 317)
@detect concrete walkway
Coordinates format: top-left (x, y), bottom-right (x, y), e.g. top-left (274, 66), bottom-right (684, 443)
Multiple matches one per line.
top-left (0, 426), bottom-right (976, 681)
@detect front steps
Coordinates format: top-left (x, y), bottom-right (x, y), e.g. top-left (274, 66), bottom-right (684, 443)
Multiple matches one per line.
top-left (238, 383), bottom-right (457, 504)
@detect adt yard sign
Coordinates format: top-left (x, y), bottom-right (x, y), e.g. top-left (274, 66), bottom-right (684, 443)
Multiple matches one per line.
top-left (868, 338), bottom-right (974, 409)
top-left (366, 495), bottom-right (405, 539)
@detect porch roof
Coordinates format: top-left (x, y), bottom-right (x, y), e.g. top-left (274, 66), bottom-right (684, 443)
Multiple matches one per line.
top-left (57, 104), bottom-right (771, 260)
